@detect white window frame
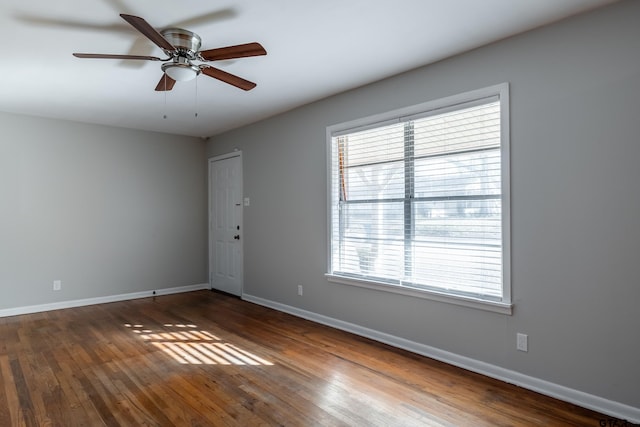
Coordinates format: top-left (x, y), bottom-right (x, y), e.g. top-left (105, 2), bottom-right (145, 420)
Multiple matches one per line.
top-left (326, 83), bottom-right (512, 314)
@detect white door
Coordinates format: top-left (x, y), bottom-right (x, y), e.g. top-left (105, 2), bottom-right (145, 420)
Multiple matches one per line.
top-left (209, 153), bottom-right (243, 296)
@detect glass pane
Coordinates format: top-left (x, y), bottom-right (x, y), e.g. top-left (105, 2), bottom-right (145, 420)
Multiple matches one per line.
top-left (339, 122), bottom-right (405, 167)
top-left (414, 199), bottom-right (501, 242)
top-left (336, 202), bottom-right (404, 279)
top-left (344, 161), bottom-right (404, 201)
top-left (414, 101), bottom-right (500, 157)
top-left (411, 199), bottom-right (502, 297)
top-left (414, 149), bottom-right (500, 199)
top-left (410, 241), bottom-right (502, 297)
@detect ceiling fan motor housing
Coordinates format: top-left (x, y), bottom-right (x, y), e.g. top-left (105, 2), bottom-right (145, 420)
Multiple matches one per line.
top-left (160, 28), bottom-right (202, 60)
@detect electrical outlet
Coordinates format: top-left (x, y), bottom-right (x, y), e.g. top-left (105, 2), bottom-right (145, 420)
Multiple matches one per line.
top-left (53, 280), bottom-right (62, 291)
top-left (297, 285), bottom-right (303, 296)
top-left (517, 333), bottom-right (528, 352)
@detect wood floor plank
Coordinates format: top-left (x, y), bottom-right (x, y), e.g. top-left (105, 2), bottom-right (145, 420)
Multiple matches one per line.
top-left (8, 356), bottom-right (38, 427)
top-left (0, 290), bottom-right (636, 426)
top-left (0, 356), bottom-right (23, 426)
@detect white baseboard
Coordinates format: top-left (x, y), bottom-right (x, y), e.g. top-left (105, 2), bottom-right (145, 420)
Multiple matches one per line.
top-left (0, 283), bottom-right (210, 318)
top-left (242, 293), bottom-right (640, 424)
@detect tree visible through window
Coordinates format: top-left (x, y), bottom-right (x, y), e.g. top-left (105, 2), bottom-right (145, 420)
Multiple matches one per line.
top-left (328, 85), bottom-right (510, 306)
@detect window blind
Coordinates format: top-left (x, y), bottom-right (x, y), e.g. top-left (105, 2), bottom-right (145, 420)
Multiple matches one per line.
top-left (330, 97), bottom-right (504, 301)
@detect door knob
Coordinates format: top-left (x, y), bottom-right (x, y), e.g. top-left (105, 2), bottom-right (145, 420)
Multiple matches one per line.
top-left (234, 235), bottom-right (240, 240)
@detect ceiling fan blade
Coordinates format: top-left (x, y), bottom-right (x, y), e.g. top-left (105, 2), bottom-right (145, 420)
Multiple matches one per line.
top-left (200, 66), bottom-right (257, 91)
top-left (120, 14), bottom-right (175, 52)
top-left (155, 74), bottom-right (176, 91)
top-left (73, 53), bottom-right (164, 61)
top-left (200, 42), bottom-right (266, 61)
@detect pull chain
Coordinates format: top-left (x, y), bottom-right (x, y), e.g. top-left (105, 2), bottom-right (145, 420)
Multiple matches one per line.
top-left (163, 75), bottom-right (168, 119)
top-left (194, 75), bottom-right (199, 119)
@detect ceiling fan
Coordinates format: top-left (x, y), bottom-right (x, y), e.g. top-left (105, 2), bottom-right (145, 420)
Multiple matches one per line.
top-left (73, 14), bottom-right (266, 91)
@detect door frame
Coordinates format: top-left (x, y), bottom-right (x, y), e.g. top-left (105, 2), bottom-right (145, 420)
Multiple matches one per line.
top-left (208, 151), bottom-right (243, 296)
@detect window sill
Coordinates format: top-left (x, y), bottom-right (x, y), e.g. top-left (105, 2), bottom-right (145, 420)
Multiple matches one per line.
top-left (325, 274), bottom-right (513, 315)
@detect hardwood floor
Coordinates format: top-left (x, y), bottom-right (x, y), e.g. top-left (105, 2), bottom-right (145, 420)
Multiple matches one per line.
top-left (0, 290), bottom-right (632, 426)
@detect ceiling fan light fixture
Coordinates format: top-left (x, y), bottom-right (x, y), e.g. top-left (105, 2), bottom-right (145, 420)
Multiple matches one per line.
top-left (162, 62), bottom-right (201, 81)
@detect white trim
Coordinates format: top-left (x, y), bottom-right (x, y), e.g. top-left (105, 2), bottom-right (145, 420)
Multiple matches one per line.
top-left (500, 83), bottom-right (512, 304)
top-left (242, 293), bottom-right (640, 424)
top-left (326, 274), bottom-right (512, 315)
top-left (208, 150), bottom-right (242, 163)
top-left (0, 283), bottom-right (209, 318)
top-left (326, 126), bottom-right (333, 282)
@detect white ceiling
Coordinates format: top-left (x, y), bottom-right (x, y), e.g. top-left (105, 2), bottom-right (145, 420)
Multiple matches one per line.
top-left (0, 0), bottom-right (617, 138)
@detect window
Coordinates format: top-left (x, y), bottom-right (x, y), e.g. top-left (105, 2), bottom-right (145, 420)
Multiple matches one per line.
top-left (327, 84), bottom-right (511, 313)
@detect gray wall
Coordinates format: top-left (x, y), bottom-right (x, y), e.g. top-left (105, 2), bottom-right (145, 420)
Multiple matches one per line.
top-left (0, 113), bottom-right (207, 309)
top-left (207, 1), bottom-right (640, 410)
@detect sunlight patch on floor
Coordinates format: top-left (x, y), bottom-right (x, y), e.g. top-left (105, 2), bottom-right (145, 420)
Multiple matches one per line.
top-left (124, 323), bottom-right (273, 366)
